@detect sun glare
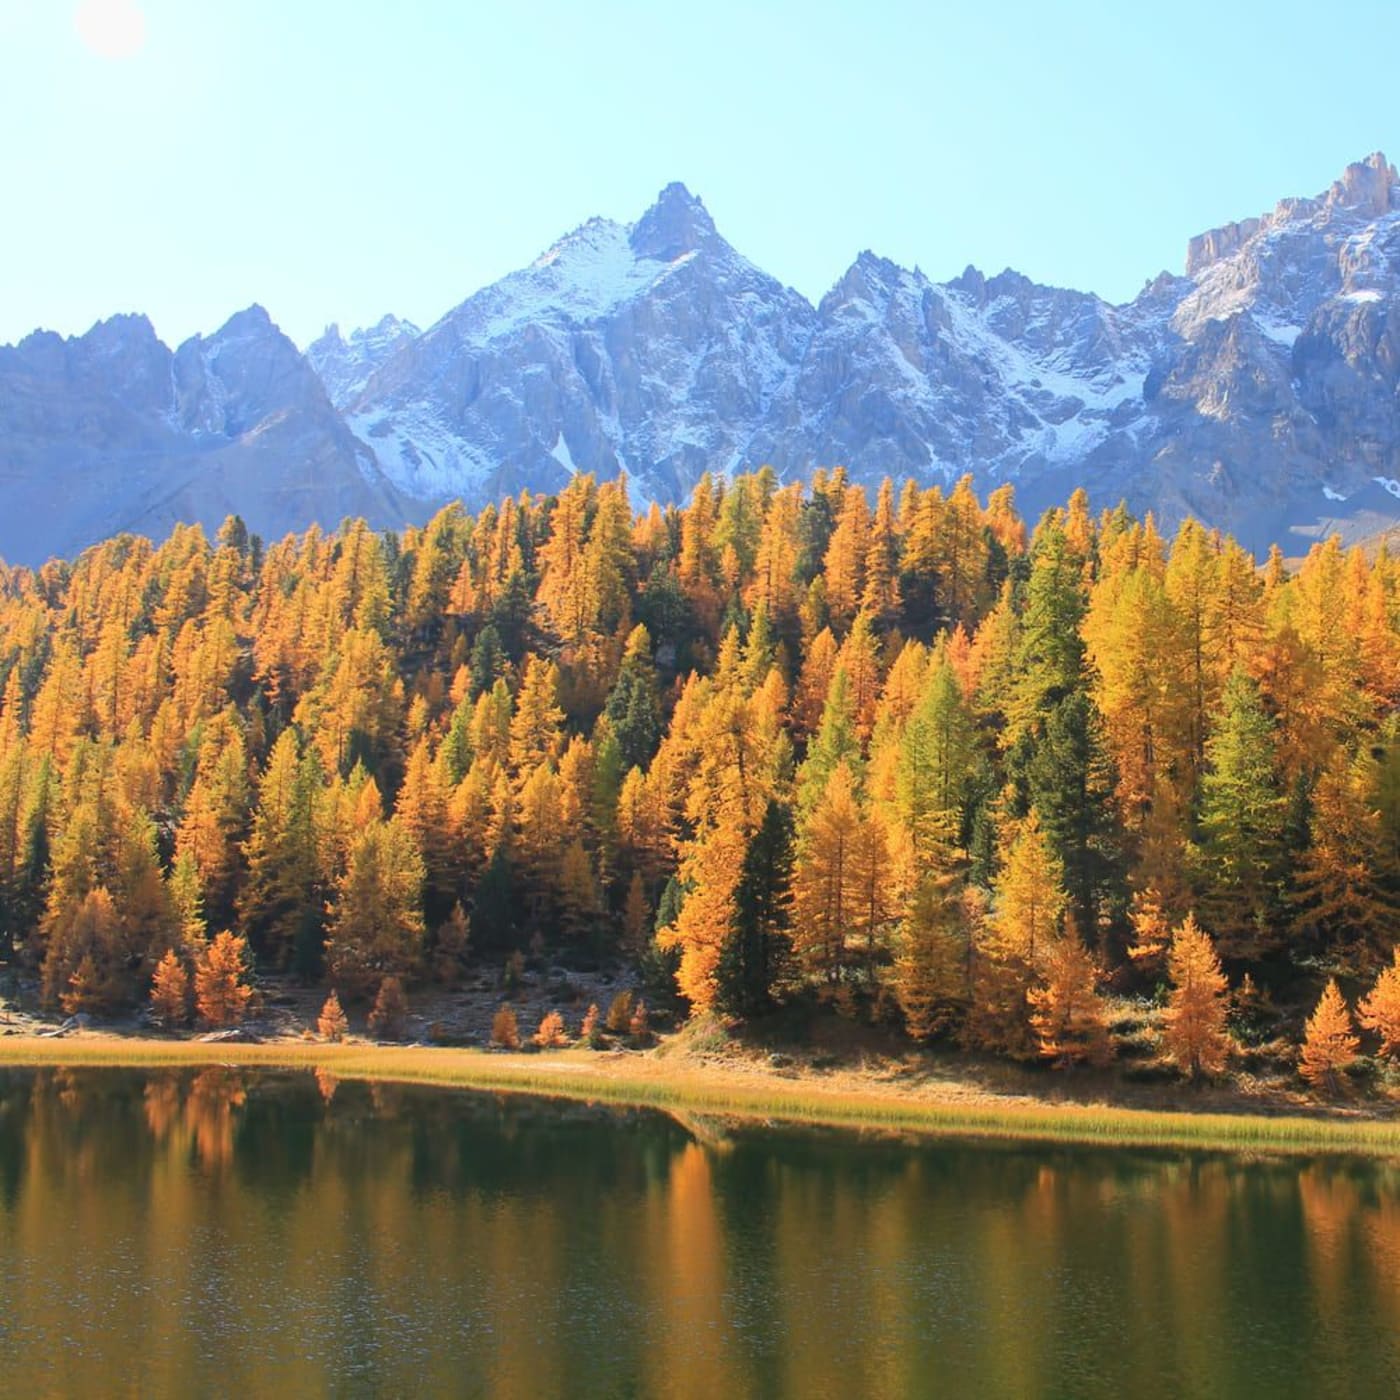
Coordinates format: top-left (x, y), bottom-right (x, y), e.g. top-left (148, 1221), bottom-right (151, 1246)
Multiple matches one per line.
top-left (74, 0), bottom-right (147, 61)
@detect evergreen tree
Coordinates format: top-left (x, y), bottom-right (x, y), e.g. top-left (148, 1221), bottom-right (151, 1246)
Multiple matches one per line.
top-left (324, 817), bottom-right (426, 997)
top-left (1196, 668), bottom-right (1287, 959)
top-left (717, 798), bottom-right (795, 1017)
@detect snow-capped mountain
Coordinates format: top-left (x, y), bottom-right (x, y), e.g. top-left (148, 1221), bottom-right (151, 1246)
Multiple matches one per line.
top-left (333, 154), bottom-right (1400, 551)
top-left (6, 153), bottom-right (1400, 564)
top-left (339, 184), bottom-right (814, 507)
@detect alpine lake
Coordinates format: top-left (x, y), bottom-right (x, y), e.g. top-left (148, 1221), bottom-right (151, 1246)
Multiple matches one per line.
top-left (1, 1066), bottom-right (1397, 1398)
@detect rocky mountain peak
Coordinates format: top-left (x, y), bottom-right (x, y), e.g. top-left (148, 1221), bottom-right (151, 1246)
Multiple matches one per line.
top-left (1324, 150), bottom-right (1397, 217)
top-left (628, 181), bottom-right (717, 260)
top-left (1187, 153), bottom-right (1400, 277)
top-left (11, 153), bottom-right (1400, 567)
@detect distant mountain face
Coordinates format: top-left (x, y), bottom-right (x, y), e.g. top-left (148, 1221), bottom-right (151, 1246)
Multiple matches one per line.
top-left (6, 153), bottom-right (1400, 563)
top-left (0, 306), bottom-right (405, 564)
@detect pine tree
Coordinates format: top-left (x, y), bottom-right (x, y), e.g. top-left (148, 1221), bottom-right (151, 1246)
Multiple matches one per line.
top-left (1291, 748), bottom-right (1400, 969)
top-left (1015, 689), bottom-right (1124, 941)
top-left (895, 656), bottom-right (978, 869)
top-left (43, 887), bottom-right (126, 1014)
top-left (795, 666), bottom-right (862, 817)
top-left (895, 862), bottom-right (977, 1041)
top-left (1196, 668), bottom-right (1286, 959)
top-left (1298, 979), bottom-right (1359, 1091)
top-left (558, 838), bottom-right (601, 943)
top-left (490, 1004), bottom-right (520, 1049)
top-left (790, 763), bottom-right (885, 985)
top-left (606, 990), bottom-right (635, 1033)
top-left (433, 901), bottom-right (470, 986)
top-left (990, 810), bottom-right (1067, 966)
top-left (581, 1002), bottom-right (603, 1048)
top-left (239, 729), bottom-right (321, 969)
top-left (621, 870), bottom-right (651, 956)
top-left (605, 624), bottom-right (662, 771)
top-left (1162, 913), bottom-right (1232, 1078)
top-left (717, 798), bottom-right (795, 1017)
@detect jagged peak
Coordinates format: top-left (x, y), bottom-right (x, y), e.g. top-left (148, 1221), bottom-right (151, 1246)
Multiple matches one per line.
top-left (1186, 150), bottom-right (1400, 277)
top-left (1324, 150), bottom-right (1397, 215)
top-left (629, 181), bottom-right (717, 261)
top-left (211, 303), bottom-right (279, 341)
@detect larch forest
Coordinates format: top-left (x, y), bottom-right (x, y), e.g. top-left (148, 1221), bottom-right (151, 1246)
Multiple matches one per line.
top-left (4, 467), bottom-right (1400, 1087)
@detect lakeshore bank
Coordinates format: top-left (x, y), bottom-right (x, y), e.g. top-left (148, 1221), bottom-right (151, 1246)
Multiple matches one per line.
top-left (2, 1033), bottom-right (1399, 1157)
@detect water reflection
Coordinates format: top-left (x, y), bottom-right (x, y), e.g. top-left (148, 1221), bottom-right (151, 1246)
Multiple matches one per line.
top-left (0, 1067), bottom-right (1397, 1397)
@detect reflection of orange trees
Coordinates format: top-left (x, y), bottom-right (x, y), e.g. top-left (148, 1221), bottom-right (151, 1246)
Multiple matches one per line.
top-left (1298, 1165), bottom-right (1364, 1350)
top-left (1360, 1166), bottom-right (1400, 1317)
top-left (143, 1074), bottom-right (183, 1141)
top-left (638, 1140), bottom-right (739, 1400)
top-left (314, 1066), bottom-right (339, 1103)
top-left (186, 1068), bottom-right (247, 1168)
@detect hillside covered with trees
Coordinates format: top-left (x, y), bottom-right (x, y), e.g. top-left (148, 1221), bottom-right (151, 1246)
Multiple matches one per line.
top-left (3, 469), bottom-right (1400, 1082)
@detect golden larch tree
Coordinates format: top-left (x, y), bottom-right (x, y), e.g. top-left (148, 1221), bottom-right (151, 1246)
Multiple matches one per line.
top-left (195, 930), bottom-right (253, 1028)
top-left (317, 989), bottom-right (349, 1041)
top-left (149, 947), bottom-right (191, 1027)
top-left (1358, 946), bottom-right (1400, 1057)
top-left (1298, 979), bottom-right (1360, 1091)
top-left (1162, 913), bottom-right (1232, 1078)
top-left (1027, 930), bottom-right (1113, 1068)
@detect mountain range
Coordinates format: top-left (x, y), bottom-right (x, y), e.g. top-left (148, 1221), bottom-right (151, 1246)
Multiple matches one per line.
top-left (5, 153), bottom-right (1400, 564)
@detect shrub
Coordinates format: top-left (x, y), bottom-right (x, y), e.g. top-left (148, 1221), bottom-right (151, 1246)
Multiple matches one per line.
top-left (491, 1004), bottom-right (520, 1050)
top-left (534, 1010), bottom-right (568, 1048)
top-left (581, 1003), bottom-right (603, 1048)
top-left (317, 990), bottom-right (349, 1042)
top-left (605, 989), bottom-right (635, 1034)
top-left (368, 977), bottom-right (408, 1040)
top-left (503, 950), bottom-right (526, 995)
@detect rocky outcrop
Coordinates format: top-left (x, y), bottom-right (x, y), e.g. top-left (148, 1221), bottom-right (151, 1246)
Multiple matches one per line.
top-left (306, 315), bottom-right (420, 410)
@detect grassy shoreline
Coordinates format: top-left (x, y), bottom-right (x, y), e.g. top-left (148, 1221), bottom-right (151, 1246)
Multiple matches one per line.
top-left (3, 1034), bottom-right (1399, 1156)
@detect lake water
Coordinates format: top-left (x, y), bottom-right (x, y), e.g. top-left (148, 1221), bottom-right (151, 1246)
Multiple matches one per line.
top-left (0, 1068), bottom-right (1397, 1398)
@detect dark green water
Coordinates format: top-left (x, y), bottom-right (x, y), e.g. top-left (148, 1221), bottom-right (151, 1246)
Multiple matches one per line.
top-left (0, 1069), bottom-right (1398, 1398)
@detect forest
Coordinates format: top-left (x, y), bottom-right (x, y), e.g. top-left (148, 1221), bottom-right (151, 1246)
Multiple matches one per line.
top-left (2, 468), bottom-right (1399, 1085)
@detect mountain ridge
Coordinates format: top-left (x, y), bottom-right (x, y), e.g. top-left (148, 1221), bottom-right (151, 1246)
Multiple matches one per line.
top-left (6, 154), bottom-right (1400, 564)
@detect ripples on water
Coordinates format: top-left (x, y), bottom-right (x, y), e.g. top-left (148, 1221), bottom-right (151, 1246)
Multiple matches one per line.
top-left (0, 1067), bottom-right (1397, 1398)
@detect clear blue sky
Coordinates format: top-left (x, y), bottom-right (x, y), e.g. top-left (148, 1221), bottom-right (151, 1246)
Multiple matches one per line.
top-left (2, 0), bottom-right (1397, 349)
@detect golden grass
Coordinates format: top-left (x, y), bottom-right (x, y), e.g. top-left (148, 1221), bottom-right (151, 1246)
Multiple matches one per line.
top-left (2, 1034), bottom-right (1397, 1156)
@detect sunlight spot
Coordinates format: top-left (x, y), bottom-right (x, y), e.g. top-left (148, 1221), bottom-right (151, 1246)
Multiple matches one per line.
top-left (74, 0), bottom-right (147, 60)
